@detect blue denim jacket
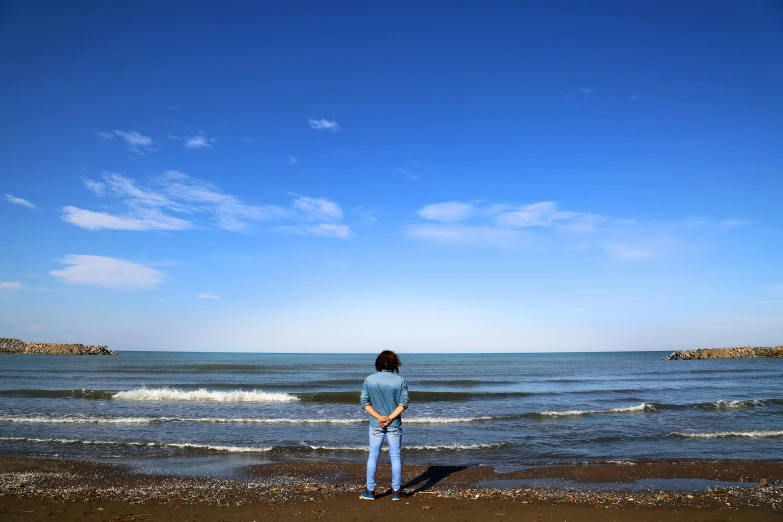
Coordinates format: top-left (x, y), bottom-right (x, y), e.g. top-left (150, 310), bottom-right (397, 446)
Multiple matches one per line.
top-left (359, 370), bottom-right (409, 428)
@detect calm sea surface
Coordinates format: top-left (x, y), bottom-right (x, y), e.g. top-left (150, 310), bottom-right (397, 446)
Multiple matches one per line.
top-left (1, 352), bottom-right (781, 471)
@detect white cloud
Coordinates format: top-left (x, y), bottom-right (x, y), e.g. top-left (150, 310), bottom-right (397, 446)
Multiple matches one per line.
top-left (168, 135), bottom-right (215, 149)
top-left (279, 223), bottom-right (354, 239)
top-left (288, 156), bottom-right (297, 164)
top-left (27, 324), bottom-right (44, 331)
top-left (418, 202), bottom-right (474, 222)
top-left (61, 206), bottom-right (192, 231)
top-left (0, 282), bottom-right (24, 291)
top-left (495, 202), bottom-right (585, 228)
top-left (197, 293), bottom-right (220, 299)
top-left (97, 130), bottom-right (156, 154)
top-left (64, 172), bottom-right (352, 238)
top-left (50, 255), bottom-right (165, 290)
top-left (63, 172), bottom-right (283, 232)
top-left (407, 200), bottom-right (739, 260)
top-left (308, 119), bottom-right (339, 132)
top-left (4, 194), bottom-right (36, 209)
top-left (292, 195), bottom-right (342, 221)
top-left (406, 224), bottom-right (518, 246)
top-left (185, 136), bottom-right (212, 149)
top-left (238, 137), bottom-right (253, 143)
top-left (580, 87), bottom-right (593, 94)
top-left (83, 179), bottom-right (106, 196)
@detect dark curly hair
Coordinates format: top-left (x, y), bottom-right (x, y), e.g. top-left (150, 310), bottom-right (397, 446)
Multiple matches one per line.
top-left (375, 350), bottom-right (401, 373)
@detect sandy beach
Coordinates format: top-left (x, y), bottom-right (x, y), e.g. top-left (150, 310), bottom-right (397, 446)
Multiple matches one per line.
top-left (2, 457), bottom-right (781, 521)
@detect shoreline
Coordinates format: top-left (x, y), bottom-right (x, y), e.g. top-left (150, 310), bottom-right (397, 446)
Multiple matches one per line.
top-left (1, 456), bottom-right (781, 520)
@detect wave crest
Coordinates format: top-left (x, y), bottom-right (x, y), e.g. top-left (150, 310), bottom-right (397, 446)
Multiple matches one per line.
top-left (670, 430), bottom-right (783, 439)
top-left (113, 387), bottom-right (298, 403)
top-left (532, 403), bottom-right (652, 417)
top-left (0, 414), bottom-right (494, 425)
top-left (0, 437), bottom-right (501, 453)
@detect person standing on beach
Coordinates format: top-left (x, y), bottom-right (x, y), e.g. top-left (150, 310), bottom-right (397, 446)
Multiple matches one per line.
top-left (359, 350), bottom-right (409, 501)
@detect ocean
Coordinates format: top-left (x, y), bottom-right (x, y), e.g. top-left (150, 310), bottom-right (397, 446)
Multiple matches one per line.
top-left (1, 351), bottom-right (781, 474)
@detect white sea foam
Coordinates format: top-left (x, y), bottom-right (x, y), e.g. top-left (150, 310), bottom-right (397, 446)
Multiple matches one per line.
top-left (671, 430), bottom-right (783, 438)
top-left (708, 400), bottom-right (763, 410)
top-left (0, 415), bottom-right (492, 425)
top-left (0, 436), bottom-right (273, 453)
top-left (0, 415), bottom-right (156, 424)
top-left (536, 403), bottom-right (651, 416)
top-left (112, 387), bottom-right (299, 403)
top-left (0, 436), bottom-right (498, 453)
top-left (304, 443), bottom-right (502, 451)
top-left (405, 416), bottom-right (493, 424)
top-left (166, 443), bottom-right (273, 453)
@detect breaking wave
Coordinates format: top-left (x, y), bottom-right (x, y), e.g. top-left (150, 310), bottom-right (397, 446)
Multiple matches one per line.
top-left (670, 430), bottom-right (783, 439)
top-left (0, 437), bottom-right (503, 454)
top-left (528, 403), bottom-right (653, 417)
top-left (0, 414), bottom-right (493, 425)
top-left (113, 387), bottom-right (299, 402)
top-left (0, 436), bottom-right (272, 453)
top-left (298, 443), bottom-right (504, 452)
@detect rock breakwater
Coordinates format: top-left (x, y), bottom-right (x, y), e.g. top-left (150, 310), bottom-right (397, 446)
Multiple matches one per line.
top-left (0, 338), bottom-right (117, 355)
top-left (664, 346), bottom-right (783, 360)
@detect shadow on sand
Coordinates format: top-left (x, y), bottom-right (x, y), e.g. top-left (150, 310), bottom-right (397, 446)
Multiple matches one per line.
top-left (377, 465), bottom-right (469, 498)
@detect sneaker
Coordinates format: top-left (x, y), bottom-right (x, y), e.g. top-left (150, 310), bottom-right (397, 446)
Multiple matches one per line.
top-left (360, 488), bottom-right (375, 500)
top-left (392, 490), bottom-right (407, 501)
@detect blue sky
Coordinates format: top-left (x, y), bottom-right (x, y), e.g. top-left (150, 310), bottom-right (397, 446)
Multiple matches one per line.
top-left (1, 1), bottom-right (781, 352)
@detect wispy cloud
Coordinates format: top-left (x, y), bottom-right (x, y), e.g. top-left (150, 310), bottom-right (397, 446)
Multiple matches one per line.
top-left (308, 119), bottom-right (339, 132)
top-left (291, 194), bottom-right (342, 221)
top-left (494, 201), bottom-right (603, 229)
top-left (0, 282), bottom-right (24, 291)
top-left (50, 255), bottom-right (165, 290)
top-left (27, 324), bottom-right (44, 331)
top-left (4, 194), bottom-right (36, 209)
top-left (407, 200), bottom-right (739, 260)
top-left (405, 224), bottom-right (518, 247)
top-left (288, 156), bottom-right (297, 164)
top-left (61, 206), bottom-right (192, 231)
top-left (63, 172), bottom-right (280, 232)
top-left (63, 172), bottom-right (353, 237)
top-left (197, 293), bottom-right (220, 299)
top-left (418, 202), bottom-right (474, 222)
top-left (395, 168), bottom-right (420, 181)
top-left (278, 223), bottom-right (354, 239)
top-left (580, 87), bottom-right (593, 94)
top-left (185, 136), bottom-right (213, 149)
top-left (168, 134), bottom-right (215, 149)
top-left (719, 219), bottom-right (751, 229)
top-left (97, 130), bottom-right (157, 154)
top-left (238, 137), bottom-right (253, 143)
top-left (352, 206), bottom-right (379, 226)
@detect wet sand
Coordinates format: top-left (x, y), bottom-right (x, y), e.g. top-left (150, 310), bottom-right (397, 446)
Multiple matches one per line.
top-left (1, 457), bottom-right (782, 521)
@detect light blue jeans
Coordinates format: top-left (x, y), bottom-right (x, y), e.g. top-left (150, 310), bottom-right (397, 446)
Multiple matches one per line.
top-left (366, 426), bottom-right (402, 491)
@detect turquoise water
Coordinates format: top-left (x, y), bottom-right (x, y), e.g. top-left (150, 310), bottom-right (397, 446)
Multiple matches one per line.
top-left (0, 351), bottom-right (781, 466)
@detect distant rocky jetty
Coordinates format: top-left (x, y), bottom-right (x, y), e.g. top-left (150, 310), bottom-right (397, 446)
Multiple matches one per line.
top-left (664, 346), bottom-right (783, 360)
top-left (0, 338), bottom-right (117, 355)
